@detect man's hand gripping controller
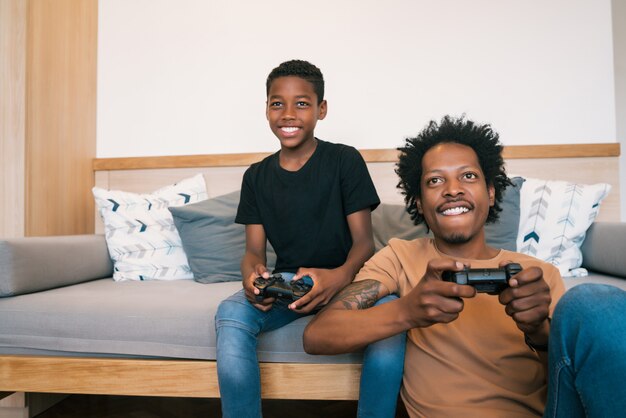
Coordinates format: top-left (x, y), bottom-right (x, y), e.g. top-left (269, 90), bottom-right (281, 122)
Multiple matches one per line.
top-left (442, 263), bottom-right (522, 294)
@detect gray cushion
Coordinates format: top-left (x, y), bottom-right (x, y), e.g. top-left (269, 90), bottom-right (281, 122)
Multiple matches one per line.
top-left (0, 278), bottom-right (361, 363)
top-left (581, 222), bottom-right (626, 279)
top-left (563, 272), bottom-right (626, 291)
top-left (372, 176), bottom-right (524, 252)
top-left (169, 191), bottom-right (276, 284)
top-left (372, 204), bottom-right (428, 251)
top-left (0, 235), bottom-right (113, 297)
top-left (485, 176), bottom-right (524, 251)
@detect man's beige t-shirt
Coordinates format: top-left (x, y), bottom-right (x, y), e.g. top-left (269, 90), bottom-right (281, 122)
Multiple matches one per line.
top-left (355, 238), bottom-right (565, 418)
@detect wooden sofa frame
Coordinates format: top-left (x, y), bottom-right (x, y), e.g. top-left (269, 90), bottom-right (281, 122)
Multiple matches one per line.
top-left (0, 143), bottom-right (621, 401)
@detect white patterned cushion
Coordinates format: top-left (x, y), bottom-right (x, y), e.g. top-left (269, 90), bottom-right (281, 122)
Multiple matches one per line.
top-left (516, 177), bottom-right (611, 277)
top-left (93, 174), bottom-right (208, 281)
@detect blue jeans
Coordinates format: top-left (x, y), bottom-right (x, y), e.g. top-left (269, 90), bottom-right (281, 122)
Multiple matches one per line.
top-left (215, 275), bottom-right (406, 418)
top-left (544, 284), bottom-right (626, 418)
top-left (357, 294), bottom-right (407, 418)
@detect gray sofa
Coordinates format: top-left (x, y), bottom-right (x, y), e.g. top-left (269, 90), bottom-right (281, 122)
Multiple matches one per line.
top-left (1, 206), bottom-right (625, 399)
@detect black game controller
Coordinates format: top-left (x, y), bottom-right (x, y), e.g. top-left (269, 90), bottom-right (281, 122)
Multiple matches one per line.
top-left (442, 263), bottom-right (522, 294)
top-left (253, 273), bottom-right (313, 302)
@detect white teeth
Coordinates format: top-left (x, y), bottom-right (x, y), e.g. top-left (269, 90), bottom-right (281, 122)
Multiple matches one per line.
top-left (442, 206), bottom-right (469, 216)
top-left (281, 127), bottom-right (299, 133)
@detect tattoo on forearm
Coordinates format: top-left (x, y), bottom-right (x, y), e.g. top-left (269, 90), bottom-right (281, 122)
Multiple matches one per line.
top-left (331, 280), bottom-right (383, 310)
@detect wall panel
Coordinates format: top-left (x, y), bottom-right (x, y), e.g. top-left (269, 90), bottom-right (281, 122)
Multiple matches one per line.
top-left (0, 0), bottom-right (26, 238)
top-left (25, 0), bottom-right (98, 236)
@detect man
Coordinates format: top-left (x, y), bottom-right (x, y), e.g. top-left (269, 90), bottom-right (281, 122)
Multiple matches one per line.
top-left (303, 115), bottom-right (565, 417)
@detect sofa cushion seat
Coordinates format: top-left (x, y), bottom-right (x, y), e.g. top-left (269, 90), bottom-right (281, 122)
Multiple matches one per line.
top-left (563, 272), bottom-right (626, 291)
top-left (0, 278), bottom-right (362, 364)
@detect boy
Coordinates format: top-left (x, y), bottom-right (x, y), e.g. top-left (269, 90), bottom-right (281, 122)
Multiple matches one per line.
top-left (304, 116), bottom-right (566, 417)
top-left (215, 60), bottom-right (405, 418)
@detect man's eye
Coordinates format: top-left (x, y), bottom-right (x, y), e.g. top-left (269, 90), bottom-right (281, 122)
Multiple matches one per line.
top-left (427, 178), bottom-right (442, 185)
top-left (463, 172), bottom-right (478, 180)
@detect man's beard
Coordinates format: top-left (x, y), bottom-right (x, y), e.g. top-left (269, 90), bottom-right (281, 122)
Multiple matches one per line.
top-left (441, 232), bottom-right (472, 244)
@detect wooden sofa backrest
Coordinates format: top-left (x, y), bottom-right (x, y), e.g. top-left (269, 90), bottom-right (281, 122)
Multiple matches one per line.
top-left (93, 143), bottom-right (621, 233)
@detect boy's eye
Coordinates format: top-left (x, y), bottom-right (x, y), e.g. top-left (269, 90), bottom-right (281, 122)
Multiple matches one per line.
top-left (269, 101), bottom-right (283, 107)
top-left (296, 101), bottom-right (310, 107)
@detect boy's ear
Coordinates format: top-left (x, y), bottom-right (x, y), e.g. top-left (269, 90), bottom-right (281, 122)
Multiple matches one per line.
top-left (318, 100), bottom-right (328, 120)
top-left (265, 101), bottom-right (269, 120)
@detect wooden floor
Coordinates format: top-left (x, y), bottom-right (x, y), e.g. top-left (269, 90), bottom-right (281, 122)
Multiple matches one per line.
top-left (35, 395), bottom-right (409, 417)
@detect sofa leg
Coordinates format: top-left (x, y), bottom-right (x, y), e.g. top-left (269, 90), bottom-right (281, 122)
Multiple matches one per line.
top-left (0, 392), bottom-right (68, 418)
top-left (0, 392), bottom-right (27, 418)
top-left (0, 392), bottom-right (16, 401)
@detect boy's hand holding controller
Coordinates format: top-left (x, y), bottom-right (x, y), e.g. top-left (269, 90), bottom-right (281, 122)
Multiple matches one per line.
top-left (289, 267), bottom-right (352, 313)
top-left (497, 261), bottom-right (552, 348)
top-left (243, 264), bottom-right (276, 312)
top-left (397, 259), bottom-right (477, 328)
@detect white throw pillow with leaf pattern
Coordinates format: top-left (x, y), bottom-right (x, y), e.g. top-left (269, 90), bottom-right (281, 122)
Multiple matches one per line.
top-left (93, 174), bottom-right (208, 281)
top-left (516, 177), bottom-right (611, 277)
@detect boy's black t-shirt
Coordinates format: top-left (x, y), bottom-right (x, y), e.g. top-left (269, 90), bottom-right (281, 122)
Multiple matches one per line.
top-left (235, 139), bottom-right (380, 273)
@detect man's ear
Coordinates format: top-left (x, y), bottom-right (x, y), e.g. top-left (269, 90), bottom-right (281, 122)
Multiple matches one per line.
top-left (318, 100), bottom-right (328, 120)
top-left (488, 183), bottom-right (495, 207)
top-left (415, 197), bottom-right (423, 214)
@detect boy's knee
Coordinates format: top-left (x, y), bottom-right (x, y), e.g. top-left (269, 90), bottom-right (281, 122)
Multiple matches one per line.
top-left (216, 299), bottom-right (239, 322)
top-left (553, 284), bottom-right (623, 335)
top-left (557, 284), bottom-right (616, 316)
top-left (215, 298), bottom-right (259, 334)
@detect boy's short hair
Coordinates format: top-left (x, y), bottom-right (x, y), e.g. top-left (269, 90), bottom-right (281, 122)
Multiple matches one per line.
top-left (396, 115), bottom-right (512, 226)
top-left (266, 60), bottom-right (325, 104)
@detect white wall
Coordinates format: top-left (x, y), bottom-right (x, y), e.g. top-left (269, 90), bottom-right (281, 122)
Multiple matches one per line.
top-left (97, 0), bottom-right (616, 158)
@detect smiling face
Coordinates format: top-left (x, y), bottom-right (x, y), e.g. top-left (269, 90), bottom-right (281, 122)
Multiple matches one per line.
top-left (416, 142), bottom-right (495, 252)
top-left (266, 76), bottom-right (327, 151)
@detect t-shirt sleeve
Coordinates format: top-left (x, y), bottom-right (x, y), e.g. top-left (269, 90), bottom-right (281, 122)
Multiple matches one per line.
top-left (544, 263), bottom-right (566, 316)
top-left (235, 167), bottom-right (261, 225)
top-left (340, 146), bottom-right (381, 215)
top-left (354, 245), bottom-right (402, 295)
